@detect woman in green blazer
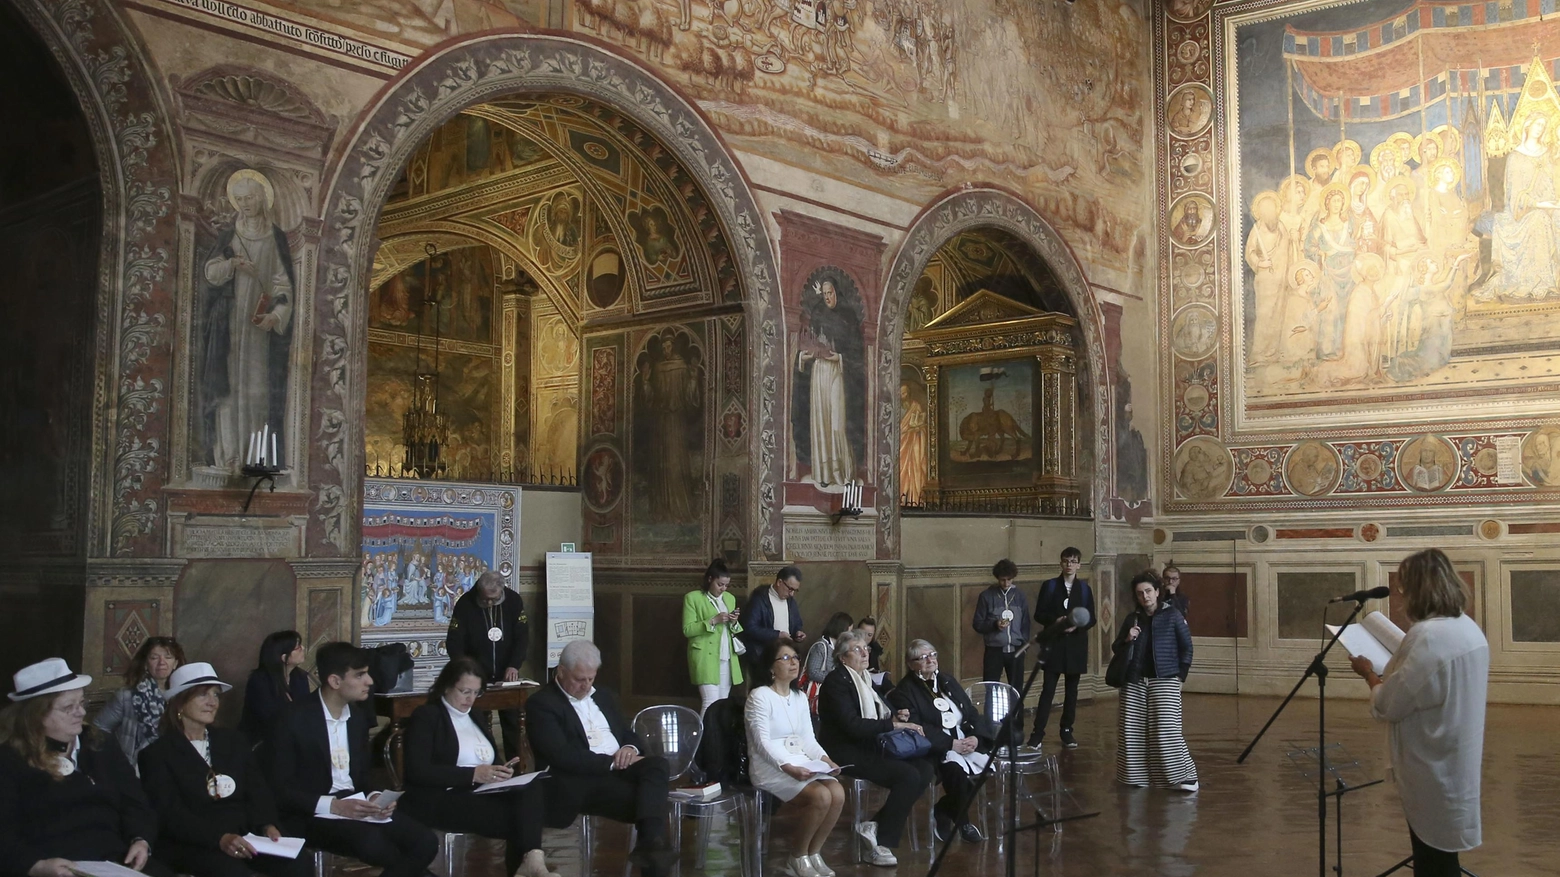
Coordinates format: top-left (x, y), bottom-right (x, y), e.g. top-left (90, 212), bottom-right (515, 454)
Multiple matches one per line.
top-left (683, 558), bottom-right (745, 716)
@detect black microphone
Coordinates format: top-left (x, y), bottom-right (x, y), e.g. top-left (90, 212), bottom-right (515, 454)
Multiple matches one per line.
top-left (1036, 607), bottom-right (1092, 639)
top-left (1328, 586), bottom-right (1390, 604)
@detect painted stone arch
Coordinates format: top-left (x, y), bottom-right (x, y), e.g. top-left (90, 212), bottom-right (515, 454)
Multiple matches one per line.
top-left (876, 187), bottom-right (1112, 553)
top-left (310, 34), bottom-right (783, 557)
top-left (10, 0), bottom-right (184, 557)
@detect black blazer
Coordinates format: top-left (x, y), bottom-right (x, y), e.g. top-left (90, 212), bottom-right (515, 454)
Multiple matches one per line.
top-left (1034, 576), bottom-right (1097, 675)
top-left (525, 682), bottom-right (641, 776)
top-left (402, 701), bottom-right (497, 792)
top-left (0, 732), bottom-right (158, 871)
top-left (265, 695), bottom-right (375, 821)
top-left (815, 666), bottom-right (894, 763)
top-left (239, 667), bottom-right (312, 744)
top-left (888, 672), bottom-right (996, 758)
top-left (139, 727), bottom-right (277, 849)
top-left (736, 585), bottom-right (804, 656)
top-left (447, 589), bottom-right (529, 682)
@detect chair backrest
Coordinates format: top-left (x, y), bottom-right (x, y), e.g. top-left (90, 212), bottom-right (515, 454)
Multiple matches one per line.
top-left (631, 704), bottom-right (704, 782)
top-left (963, 681), bottom-right (1024, 727)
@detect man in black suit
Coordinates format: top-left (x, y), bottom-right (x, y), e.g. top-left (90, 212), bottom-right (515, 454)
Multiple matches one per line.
top-left (1027, 547), bottom-right (1097, 750)
top-left (526, 640), bottom-right (671, 873)
top-left (266, 643), bottom-right (436, 877)
top-left (736, 565), bottom-right (805, 678)
top-left (448, 570), bottom-right (530, 759)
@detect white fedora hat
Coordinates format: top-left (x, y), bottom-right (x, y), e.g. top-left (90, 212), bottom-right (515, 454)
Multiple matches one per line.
top-left (8, 658), bottom-right (92, 702)
top-left (165, 662), bottom-right (233, 700)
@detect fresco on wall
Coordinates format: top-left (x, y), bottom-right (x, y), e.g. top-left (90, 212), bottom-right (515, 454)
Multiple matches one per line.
top-left (194, 169), bottom-right (296, 475)
top-left (631, 325), bottom-right (706, 552)
top-left (1233, 0), bottom-right (1560, 421)
top-left (390, 113), bottom-right (549, 203)
top-left (898, 367), bottom-right (928, 505)
top-left (364, 342), bottom-right (496, 479)
top-left (790, 266), bottom-right (866, 488)
top-left (370, 245), bottom-right (495, 343)
top-left (941, 360), bottom-right (1034, 472)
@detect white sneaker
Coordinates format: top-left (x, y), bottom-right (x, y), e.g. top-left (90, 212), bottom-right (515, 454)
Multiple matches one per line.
top-left (853, 820), bottom-right (879, 853)
top-left (1176, 781), bottom-right (1200, 793)
top-left (808, 854), bottom-right (837, 877)
top-left (781, 855), bottom-right (820, 877)
top-left (867, 845), bottom-right (898, 867)
top-left (514, 849), bottom-right (562, 877)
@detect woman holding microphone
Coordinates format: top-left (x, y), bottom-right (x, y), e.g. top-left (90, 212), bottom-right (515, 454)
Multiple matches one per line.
top-left (682, 558), bottom-right (745, 716)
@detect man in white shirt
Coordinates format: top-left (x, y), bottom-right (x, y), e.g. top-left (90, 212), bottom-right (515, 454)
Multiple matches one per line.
top-left (267, 643), bottom-right (437, 876)
top-left (738, 565), bottom-right (806, 677)
top-left (526, 640), bottom-right (672, 875)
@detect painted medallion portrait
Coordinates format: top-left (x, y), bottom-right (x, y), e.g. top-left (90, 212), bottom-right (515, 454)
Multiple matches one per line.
top-left (1396, 434), bottom-right (1457, 493)
top-left (1284, 440), bottom-right (1341, 497)
top-left (1174, 436), bottom-right (1233, 500)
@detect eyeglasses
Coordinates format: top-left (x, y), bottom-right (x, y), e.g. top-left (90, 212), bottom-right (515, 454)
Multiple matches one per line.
top-left (774, 654), bottom-right (799, 663)
top-left (453, 686), bottom-right (482, 697)
top-left (846, 646), bottom-right (868, 655)
top-left (913, 652), bottom-right (938, 661)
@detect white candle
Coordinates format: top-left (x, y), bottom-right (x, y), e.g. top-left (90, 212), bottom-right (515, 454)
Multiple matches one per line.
top-left (271, 433), bottom-right (278, 468)
top-left (246, 432), bottom-right (255, 466)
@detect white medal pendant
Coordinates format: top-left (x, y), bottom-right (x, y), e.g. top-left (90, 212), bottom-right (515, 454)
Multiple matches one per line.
top-left (1000, 609), bottom-right (1015, 622)
top-left (210, 773), bottom-right (238, 798)
top-left (932, 696), bottom-right (951, 712)
top-left (56, 756), bottom-right (75, 777)
top-left (942, 712), bottom-right (959, 730)
top-left (487, 626), bottom-right (504, 642)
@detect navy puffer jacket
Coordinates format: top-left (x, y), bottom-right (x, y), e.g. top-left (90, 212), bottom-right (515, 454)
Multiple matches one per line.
top-left (1112, 605), bottom-right (1192, 683)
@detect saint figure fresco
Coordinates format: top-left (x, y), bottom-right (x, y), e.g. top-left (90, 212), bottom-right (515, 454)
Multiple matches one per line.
top-left (790, 267), bottom-right (866, 488)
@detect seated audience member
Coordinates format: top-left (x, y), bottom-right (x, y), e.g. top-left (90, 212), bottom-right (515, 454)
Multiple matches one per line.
top-left (817, 630), bottom-right (932, 867)
top-left (746, 639), bottom-right (844, 877)
top-left (447, 571), bottom-right (529, 760)
top-left (526, 640), bottom-right (672, 874)
top-left (889, 640), bottom-right (994, 843)
top-left (0, 658), bottom-right (173, 877)
top-left (240, 631), bottom-right (311, 745)
top-left (267, 643), bottom-right (437, 877)
top-left (402, 657), bottom-right (560, 877)
top-left (804, 612), bottom-right (854, 686)
top-left (138, 663), bottom-right (307, 877)
top-left (738, 566), bottom-right (806, 677)
top-left (94, 636), bottom-right (184, 772)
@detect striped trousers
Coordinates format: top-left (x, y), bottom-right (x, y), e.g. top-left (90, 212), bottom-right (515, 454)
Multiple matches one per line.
top-left (1116, 678), bottom-right (1198, 787)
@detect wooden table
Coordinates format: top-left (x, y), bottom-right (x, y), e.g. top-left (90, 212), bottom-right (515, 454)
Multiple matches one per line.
top-left (374, 682), bottom-right (539, 785)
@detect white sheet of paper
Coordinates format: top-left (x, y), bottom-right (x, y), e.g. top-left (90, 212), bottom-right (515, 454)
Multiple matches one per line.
top-left (1327, 611), bottom-right (1403, 676)
top-left (366, 789), bottom-right (403, 808)
top-left (314, 792), bottom-right (393, 823)
top-left (799, 759), bottom-right (846, 776)
top-left (490, 679), bottom-right (539, 688)
top-left (70, 864), bottom-right (144, 877)
top-left (474, 769), bottom-right (547, 794)
top-left (242, 834), bottom-right (306, 859)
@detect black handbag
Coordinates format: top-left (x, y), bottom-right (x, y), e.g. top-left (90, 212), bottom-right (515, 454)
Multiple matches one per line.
top-left (1105, 637), bottom-right (1136, 689)
top-left (877, 727), bottom-right (932, 760)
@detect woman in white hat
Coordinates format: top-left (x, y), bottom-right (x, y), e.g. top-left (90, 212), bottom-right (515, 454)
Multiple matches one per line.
top-left (137, 663), bottom-right (307, 877)
top-left (0, 658), bottom-right (171, 877)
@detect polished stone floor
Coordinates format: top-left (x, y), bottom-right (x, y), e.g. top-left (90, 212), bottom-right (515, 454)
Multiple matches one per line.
top-left (341, 694), bottom-right (1558, 877)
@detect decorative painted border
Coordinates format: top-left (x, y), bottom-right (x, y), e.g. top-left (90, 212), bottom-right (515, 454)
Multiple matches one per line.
top-left (310, 35), bottom-right (784, 559)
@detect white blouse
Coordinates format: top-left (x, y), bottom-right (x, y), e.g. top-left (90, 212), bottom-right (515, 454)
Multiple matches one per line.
top-left (1369, 613), bottom-right (1488, 852)
top-left (746, 685), bottom-right (826, 767)
top-left (444, 700), bottom-right (495, 769)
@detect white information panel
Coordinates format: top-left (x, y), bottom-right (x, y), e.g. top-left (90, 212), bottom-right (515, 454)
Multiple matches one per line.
top-left (545, 551), bottom-right (595, 668)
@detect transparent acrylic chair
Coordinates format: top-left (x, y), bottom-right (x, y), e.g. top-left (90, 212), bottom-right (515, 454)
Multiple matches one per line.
top-left (963, 681), bottom-right (1062, 854)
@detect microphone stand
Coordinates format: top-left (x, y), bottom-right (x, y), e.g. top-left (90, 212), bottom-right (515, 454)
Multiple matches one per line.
top-left (926, 636), bottom-right (1099, 877)
top-left (1237, 597), bottom-right (1367, 877)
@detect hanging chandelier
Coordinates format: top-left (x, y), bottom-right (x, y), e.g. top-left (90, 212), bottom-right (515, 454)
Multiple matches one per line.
top-left (402, 242), bottom-right (449, 479)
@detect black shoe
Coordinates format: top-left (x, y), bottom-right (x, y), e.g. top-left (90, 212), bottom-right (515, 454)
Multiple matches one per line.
top-left (1060, 729), bottom-right (1078, 749)
top-left (959, 823), bottom-right (986, 844)
top-left (1024, 732), bottom-right (1044, 749)
top-left (934, 810), bottom-right (954, 842)
top-left (629, 848), bottom-right (677, 877)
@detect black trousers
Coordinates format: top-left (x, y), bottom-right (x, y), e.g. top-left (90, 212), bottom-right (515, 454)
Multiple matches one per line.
top-left (568, 756), bottom-right (671, 844)
top-left (843, 755), bottom-right (934, 848)
top-left (934, 762), bottom-right (980, 827)
top-left (1034, 670), bottom-right (1080, 737)
top-left (156, 841), bottom-right (312, 877)
top-left (1410, 827), bottom-right (1462, 877)
top-left (472, 707), bottom-right (525, 762)
top-left (982, 648), bottom-right (1027, 737)
top-left (301, 809), bottom-right (439, 877)
top-left (404, 783), bottom-right (547, 873)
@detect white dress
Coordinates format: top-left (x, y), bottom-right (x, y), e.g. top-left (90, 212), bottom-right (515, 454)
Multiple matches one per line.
top-left (746, 686), bottom-right (831, 801)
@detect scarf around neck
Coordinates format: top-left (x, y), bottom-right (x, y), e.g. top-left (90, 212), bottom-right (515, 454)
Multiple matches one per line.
top-left (846, 665), bottom-right (888, 720)
top-left (130, 676), bottom-right (166, 750)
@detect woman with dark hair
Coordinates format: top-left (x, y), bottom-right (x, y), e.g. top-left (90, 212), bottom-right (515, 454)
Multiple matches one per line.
top-left (682, 558), bottom-right (745, 717)
top-left (804, 612), bottom-right (855, 686)
top-left (401, 657), bottom-right (560, 877)
top-left (0, 658), bottom-right (173, 877)
top-left (138, 663), bottom-right (306, 876)
top-left (1349, 549), bottom-right (1488, 877)
top-left (1112, 571), bottom-right (1197, 792)
top-left (1161, 562), bottom-right (1190, 620)
top-left (746, 639), bottom-right (843, 877)
top-left (239, 631), bottom-right (311, 744)
top-left (854, 618), bottom-right (885, 674)
top-left (94, 636), bottom-right (184, 772)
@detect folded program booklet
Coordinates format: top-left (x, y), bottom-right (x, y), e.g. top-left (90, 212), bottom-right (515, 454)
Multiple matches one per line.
top-left (1326, 611), bottom-right (1406, 676)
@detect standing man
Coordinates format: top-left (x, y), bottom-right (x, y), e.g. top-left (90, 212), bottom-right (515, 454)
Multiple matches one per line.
top-left (1027, 547), bottom-right (1096, 750)
top-left (447, 570), bottom-right (529, 760)
top-left (738, 565), bottom-right (806, 677)
top-left (972, 558), bottom-right (1031, 739)
top-left (267, 643), bottom-right (437, 876)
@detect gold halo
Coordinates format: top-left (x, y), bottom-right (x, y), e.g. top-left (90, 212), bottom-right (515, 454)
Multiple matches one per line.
top-left (1386, 131), bottom-right (1415, 161)
top-left (1249, 189), bottom-right (1280, 216)
top-left (226, 168), bottom-right (275, 213)
top-left (1316, 182), bottom-right (1350, 216)
top-left (1332, 138), bottom-right (1362, 166)
top-left (1345, 165), bottom-right (1377, 192)
top-left (1369, 141), bottom-right (1401, 171)
top-left (1432, 124), bottom-right (1462, 154)
top-left (1427, 156), bottom-right (1462, 187)
top-left (1509, 102), bottom-right (1558, 147)
top-left (1279, 174), bottom-right (1311, 203)
top-left (1413, 132), bottom-right (1444, 164)
top-left (1386, 176), bottom-right (1417, 201)
top-left (1353, 252), bottom-right (1386, 282)
top-left (1291, 259), bottom-right (1321, 287)
top-left (1305, 147), bottom-right (1334, 175)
